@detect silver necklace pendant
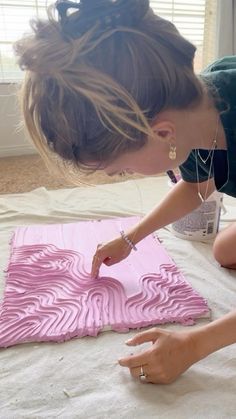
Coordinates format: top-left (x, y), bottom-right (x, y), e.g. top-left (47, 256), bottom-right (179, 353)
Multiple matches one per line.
top-left (198, 191), bottom-right (205, 203)
top-left (198, 149), bottom-right (213, 165)
top-left (197, 139), bottom-right (217, 165)
top-left (195, 115), bottom-right (219, 203)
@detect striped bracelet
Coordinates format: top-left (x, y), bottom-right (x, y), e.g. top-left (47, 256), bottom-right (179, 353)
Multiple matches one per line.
top-left (120, 230), bottom-right (137, 251)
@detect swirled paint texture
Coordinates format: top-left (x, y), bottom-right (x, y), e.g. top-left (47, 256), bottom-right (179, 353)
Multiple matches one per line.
top-left (0, 217), bottom-right (209, 347)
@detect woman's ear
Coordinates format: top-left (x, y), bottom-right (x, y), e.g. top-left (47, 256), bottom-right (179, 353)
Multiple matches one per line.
top-left (152, 121), bottom-right (176, 143)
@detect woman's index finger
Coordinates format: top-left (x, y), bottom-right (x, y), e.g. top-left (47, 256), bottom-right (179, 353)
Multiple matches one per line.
top-left (91, 253), bottom-right (102, 278)
top-left (91, 243), bottom-right (104, 277)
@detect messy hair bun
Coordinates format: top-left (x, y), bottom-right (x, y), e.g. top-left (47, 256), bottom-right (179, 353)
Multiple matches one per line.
top-left (14, 0), bottom-right (203, 180)
top-left (56, 0), bottom-right (150, 39)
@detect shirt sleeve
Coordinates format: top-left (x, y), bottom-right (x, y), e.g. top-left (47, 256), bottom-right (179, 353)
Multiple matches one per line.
top-left (202, 56), bottom-right (236, 74)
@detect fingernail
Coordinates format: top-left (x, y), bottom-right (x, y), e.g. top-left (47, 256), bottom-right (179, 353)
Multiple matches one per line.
top-left (125, 339), bottom-right (133, 344)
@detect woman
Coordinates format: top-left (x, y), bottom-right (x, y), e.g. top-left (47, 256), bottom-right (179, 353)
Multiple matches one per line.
top-left (14, 0), bottom-right (236, 384)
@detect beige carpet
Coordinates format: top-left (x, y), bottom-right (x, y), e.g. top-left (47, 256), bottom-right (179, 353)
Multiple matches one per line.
top-left (0, 154), bottom-right (144, 194)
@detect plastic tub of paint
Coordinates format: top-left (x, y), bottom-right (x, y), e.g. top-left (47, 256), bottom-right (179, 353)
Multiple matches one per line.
top-left (169, 178), bottom-right (224, 242)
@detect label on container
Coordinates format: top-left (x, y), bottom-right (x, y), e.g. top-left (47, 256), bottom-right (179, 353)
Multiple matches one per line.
top-left (171, 191), bottom-right (223, 242)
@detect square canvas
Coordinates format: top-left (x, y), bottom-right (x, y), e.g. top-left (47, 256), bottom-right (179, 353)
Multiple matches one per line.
top-left (0, 217), bottom-right (209, 347)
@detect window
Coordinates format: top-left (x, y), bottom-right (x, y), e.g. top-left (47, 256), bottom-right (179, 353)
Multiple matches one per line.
top-left (0, 1), bottom-right (48, 82)
top-left (150, 0), bottom-right (217, 72)
top-left (0, 0), bottom-right (217, 82)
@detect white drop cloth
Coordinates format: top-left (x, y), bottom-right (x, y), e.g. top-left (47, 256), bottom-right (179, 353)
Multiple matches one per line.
top-left (0, 176), bottom-right (236, 419)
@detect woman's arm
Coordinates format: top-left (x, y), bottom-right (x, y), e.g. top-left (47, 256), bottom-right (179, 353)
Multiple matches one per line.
top-left (91, 178), bottom-right (216, 276)
top-left (126, 177), bottom-right (216, 244)
top-left (194, 310), bottom-right (236, 359)
top-left (118, 310), bottom-right (236, 384)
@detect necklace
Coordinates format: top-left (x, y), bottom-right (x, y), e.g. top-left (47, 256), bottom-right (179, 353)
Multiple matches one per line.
top-left (197, 116), bottom-right (219, 164)
top-left (195, 115), bottom-right (220, 203)
top-left (197, 139), bottom-right (217, 165)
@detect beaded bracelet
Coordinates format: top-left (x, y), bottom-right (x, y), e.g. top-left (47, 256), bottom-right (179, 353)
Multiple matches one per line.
top-left (120, 230), bottom-right (137, 251)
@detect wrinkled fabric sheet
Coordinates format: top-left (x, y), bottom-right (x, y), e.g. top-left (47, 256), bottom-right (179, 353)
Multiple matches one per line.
top-left (0, 176), bottom-right (236, 419)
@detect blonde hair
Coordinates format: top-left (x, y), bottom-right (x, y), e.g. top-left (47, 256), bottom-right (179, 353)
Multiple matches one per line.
top-left (14, 0), bottom-right (203, 180)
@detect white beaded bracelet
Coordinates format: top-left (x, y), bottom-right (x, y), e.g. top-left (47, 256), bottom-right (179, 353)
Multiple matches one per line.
top-left (120, 230), bottom-right (137, 251)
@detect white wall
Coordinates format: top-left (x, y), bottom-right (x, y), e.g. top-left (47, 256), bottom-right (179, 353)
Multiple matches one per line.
top-left (0, 84), bottom-right (36, 157)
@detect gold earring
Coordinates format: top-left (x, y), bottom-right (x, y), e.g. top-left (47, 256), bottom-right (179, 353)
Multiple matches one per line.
top-left (169, 144), bottom-right (177, 160)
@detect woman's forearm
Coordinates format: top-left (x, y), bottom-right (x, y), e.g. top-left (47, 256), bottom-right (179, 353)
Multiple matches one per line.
top-left (192, 310), bottom-right (236, 361)
top-left (127, 178), bottom-right (216, 244)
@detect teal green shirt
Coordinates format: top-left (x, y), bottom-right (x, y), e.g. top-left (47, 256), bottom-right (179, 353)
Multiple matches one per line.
top-left (179, 55), bottom-right (236, 197)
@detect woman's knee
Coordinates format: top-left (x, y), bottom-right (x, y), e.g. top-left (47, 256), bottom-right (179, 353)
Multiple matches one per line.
top-left (213, 223), bottom-right (236, 267)
top-left (213, 234), bottom-right (226, 266)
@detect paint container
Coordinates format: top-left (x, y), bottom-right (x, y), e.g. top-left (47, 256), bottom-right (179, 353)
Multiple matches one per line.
top-left (169, 179), bottom-right (224, 242)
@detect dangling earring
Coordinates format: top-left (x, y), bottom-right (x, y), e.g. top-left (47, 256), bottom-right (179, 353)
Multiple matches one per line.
top-left (169, 143), bottom-right (177, 160)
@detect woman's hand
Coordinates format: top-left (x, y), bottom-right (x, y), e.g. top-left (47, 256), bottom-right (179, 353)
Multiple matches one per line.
top-left (118, 327), bottom-right (200, 384)
top-left (91, 236), bottom-right (132, 278)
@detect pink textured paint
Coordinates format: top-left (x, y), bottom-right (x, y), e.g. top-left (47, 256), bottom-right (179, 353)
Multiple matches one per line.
top-left (0, 217), bottom-right (209, 347)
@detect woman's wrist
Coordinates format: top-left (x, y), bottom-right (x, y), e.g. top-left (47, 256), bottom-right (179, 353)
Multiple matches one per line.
top-left (188, 310), bottom-right (236, 361)
top-left (126, 224), bottom-right (148, 246)
top-left (188, 327), bottom-right (214, 362)
top-left (120, 230), bottom-right (137, 251)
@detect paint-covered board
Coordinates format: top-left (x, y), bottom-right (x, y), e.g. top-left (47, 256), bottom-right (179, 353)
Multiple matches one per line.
top-left (0, 217), bottom-right (210, 347)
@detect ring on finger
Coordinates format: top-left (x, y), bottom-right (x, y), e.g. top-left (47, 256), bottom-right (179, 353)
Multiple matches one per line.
top-left (139, 365), bottom-right (148, 381)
